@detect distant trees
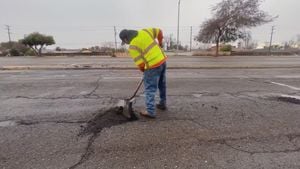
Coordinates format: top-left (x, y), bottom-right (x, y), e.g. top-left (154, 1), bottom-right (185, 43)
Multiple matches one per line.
top-left (20, 32), bottom-right (55, 56)
top-left (164, 34), bottom-right (187, 51)
top-left (283, 35), bottom-right (300, 49)
top-left (0, 41), bottom-right (32, 56)
top-left (195, 0), bottom-right (275, 56)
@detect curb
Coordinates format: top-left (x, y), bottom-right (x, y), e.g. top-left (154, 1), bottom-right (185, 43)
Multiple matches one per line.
top-left (1, 66), bottom-right (300, 71)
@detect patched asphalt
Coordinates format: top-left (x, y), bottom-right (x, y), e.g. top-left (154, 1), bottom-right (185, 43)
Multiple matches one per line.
top-left (1, 58), bottom-right (300, 169)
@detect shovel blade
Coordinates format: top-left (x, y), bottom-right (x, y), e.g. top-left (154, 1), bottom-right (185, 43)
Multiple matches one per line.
top-left (117, 99), bottom-right (138, 120)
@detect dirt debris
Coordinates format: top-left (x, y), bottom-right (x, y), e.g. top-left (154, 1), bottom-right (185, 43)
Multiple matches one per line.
top-left (78, 107), bottom-right (136, 137)
top-left (69, 107), bottom-right (137, 169)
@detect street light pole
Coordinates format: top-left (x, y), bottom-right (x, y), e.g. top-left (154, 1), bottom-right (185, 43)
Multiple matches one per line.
top-left (177, 0), bottom-right (181, 51)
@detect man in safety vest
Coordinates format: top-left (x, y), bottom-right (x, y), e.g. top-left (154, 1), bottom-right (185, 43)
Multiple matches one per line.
top-left (119, 28), bottom-right (167, 118)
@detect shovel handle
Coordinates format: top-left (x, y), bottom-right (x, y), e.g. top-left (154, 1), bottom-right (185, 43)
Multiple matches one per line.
top-left (129, 78), bottom-right (144, 101)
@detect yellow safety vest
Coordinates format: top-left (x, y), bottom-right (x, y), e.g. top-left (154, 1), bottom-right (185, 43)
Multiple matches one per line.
top-left (128, 28), bottom-right (166, 70)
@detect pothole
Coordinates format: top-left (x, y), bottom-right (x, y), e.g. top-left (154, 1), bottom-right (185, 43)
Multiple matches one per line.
top-left (0, 120), bottom-right (17, 127)
top-left (271, 95), bottom-right (300, 105)
top-left (67, 107), bottom-right (138, 169)
top-left (78, 107), bottom-right (135, 136)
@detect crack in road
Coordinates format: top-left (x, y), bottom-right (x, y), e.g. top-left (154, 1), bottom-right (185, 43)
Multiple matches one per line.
top-left (14, 95), bottom-right (117, 100)
top-left (224, 141), bottom-right (300, 155)
top-left (84, 77), bottom-right (102, 97)
top-left (15, 95), bottom-right (100, 100)
top-left (17, 119), bottom-right (87, 126)
top-left (68, 134), bottom-right (98, 169)
top-left (3, 81), bottom-right (300, 167)
top-left (196, 133), bottom-right (300, 155)
top-left (12, 76), bottom-right (111, 100)
top-left (67, 107), bottom-right (132, 169)
top-left (3, 111), bottom-right (300, 168)
top-left (65, 112), bottom-right (212, 169)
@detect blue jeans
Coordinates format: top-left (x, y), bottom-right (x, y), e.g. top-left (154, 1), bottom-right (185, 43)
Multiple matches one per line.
top-left (143, 62), bottom-right (167, 116)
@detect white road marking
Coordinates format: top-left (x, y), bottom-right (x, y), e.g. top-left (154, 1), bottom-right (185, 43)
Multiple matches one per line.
top-left (275, 75), bottom-right (300, 78)
top-left (0, 121), bottom-right (17, 127)
top-left (280, 94), bottom-right (300, 100)
top-left (270, 82), bottom-right (300, 91)
top-left (192, 94), bottom-right (203, 98)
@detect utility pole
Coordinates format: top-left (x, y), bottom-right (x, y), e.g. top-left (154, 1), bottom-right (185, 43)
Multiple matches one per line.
top-left (114, 26), bottom-right (118, 51)
top-left (190, 26), bottom-right (193, 52)
top-left (169, 34), bottom-right (173, 50)
top-left (269, 26), bottom-right (275, 55)
top-left (176, 0), bottom-right (181, 51)
top-left (5, 25), bottom-right (12, 43)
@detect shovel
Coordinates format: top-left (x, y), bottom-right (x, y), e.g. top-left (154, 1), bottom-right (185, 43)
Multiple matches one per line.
top-left (117, 78), bottom-right (144, 120)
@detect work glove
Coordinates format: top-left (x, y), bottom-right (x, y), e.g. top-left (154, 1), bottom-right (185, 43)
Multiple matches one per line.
top-left (138, 63), bottom-right (145, 72)
top-left (139, 66), bottom-right (145, 72)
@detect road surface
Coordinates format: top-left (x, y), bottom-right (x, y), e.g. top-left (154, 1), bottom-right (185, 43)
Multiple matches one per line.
top-left (0, 56), bottom-right (300, 169)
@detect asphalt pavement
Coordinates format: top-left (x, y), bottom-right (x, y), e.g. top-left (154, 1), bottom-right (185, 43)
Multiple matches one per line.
top-left (0, 55), bottom-right (300, 169)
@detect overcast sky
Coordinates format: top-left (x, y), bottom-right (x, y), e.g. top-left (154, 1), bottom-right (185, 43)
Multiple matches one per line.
top-left (1, 0), bottom-right (299, 48)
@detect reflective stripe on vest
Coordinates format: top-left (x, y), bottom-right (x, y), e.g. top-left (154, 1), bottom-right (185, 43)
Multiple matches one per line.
top-left (132, 41), bottom-right (156, 62)
top-left (143, 28), bottom-right (158, 40)
top-left (143, 29), bottom-right (153, 39)
top-left (152, 28), bottom-right (157, 39)
top-left (129, 45), bottom-right (150, 69)
top-left (142, 29), bottom-right (166, 58)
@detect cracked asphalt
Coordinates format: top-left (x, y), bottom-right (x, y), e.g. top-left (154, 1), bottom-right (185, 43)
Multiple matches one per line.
top-left (1, 56), bottom-right (300, 169)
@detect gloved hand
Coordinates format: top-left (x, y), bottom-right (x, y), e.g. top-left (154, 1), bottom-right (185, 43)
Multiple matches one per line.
top-left (139, 66), bottom-right (145, 72)
top-left (138, 63), bottom-right (145, 72)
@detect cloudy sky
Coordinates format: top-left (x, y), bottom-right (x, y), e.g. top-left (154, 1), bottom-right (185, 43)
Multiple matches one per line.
top-left (1, 0), bottom-right (299, 48)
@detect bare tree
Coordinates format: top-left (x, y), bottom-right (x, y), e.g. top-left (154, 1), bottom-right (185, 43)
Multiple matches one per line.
top-left (195, 0), bottom-right (275, 56)
top-left (243, 31), bottom-right (252, 49)
top-left (164, 34), bottom-right (176, 50)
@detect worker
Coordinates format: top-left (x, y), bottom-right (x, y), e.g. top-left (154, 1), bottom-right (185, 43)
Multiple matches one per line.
top-left (119, 28), bottom-right (167, 118)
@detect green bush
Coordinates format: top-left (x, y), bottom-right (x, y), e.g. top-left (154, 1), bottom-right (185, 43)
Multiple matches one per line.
top-left (24, 49), bottom-right (36, 56)
top-left (220, 45), bottom-right (232, 52)
top-left (9, 48), bottom-right (20, 56)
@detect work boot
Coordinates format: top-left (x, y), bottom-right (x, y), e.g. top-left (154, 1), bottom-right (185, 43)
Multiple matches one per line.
top-left (140, 110), bottom-right (156, 119)
top-left (156, 104), bottom-right (167, 111)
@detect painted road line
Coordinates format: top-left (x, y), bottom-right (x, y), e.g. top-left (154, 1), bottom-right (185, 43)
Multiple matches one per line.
top-left (280, 94), bottom-right (300, 100)
top-left (0, 120), bottom-right (17, 127)
top-left (275, 75), bottom-right (300, 78)
top-left (270, 82), bottom-right (300, 91)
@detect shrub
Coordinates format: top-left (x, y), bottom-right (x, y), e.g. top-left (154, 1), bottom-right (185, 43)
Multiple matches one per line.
top-left (9, 48), bottom-right (20, 56)
top-left (24, 49), bottom-right (36, 56)
top-left (220, 45), bottom-right (232, 52)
